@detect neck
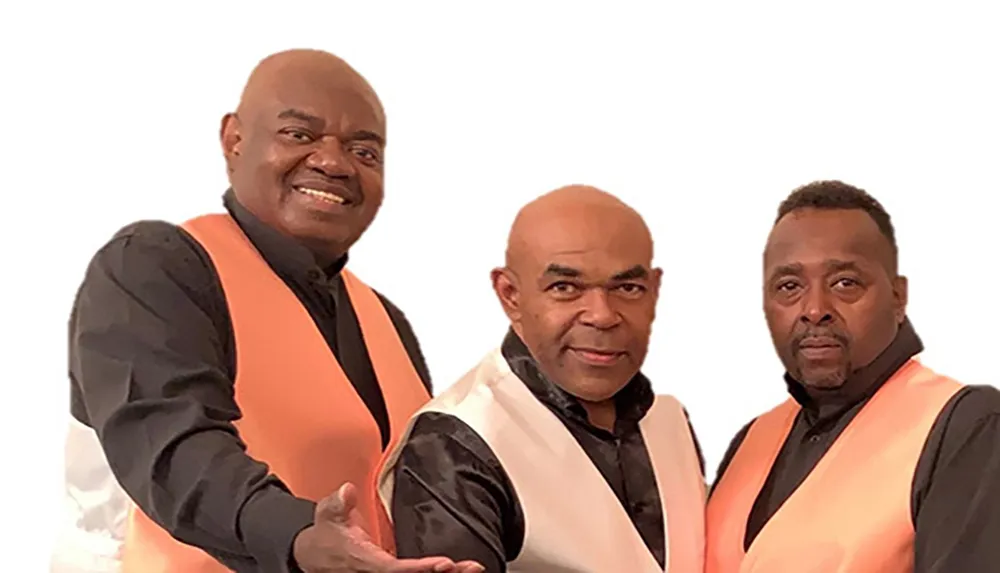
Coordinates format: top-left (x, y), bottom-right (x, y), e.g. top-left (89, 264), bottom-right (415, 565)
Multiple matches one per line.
top-left (296, 237), bottom-right (346, 269)
top-left (580, 399), bottom-right (616, 432)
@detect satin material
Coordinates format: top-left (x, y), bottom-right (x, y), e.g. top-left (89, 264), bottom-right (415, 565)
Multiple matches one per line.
top-left (707, 359), bottom-right (964, 573)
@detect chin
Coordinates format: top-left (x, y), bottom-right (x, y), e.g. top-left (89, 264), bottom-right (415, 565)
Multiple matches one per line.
top-left (799, 369), bottom-right (849, 390)
top-left (567, 379), bottom-right (628, 403)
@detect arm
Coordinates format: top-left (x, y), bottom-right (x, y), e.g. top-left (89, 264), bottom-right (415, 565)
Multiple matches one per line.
top-left (70, 221), bottom-right (314, 572)
top-left (913, 385), bottom-right (1000, 573)
top-left (392, 412), bottom-right (523, 572)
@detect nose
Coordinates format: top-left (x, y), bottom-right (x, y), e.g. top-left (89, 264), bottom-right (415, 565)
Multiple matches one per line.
top-left (799, 285), bottom-right (834, 326)
top-left (304, 136), bottom-right (357, 178)
top-left (579, 289), bottom-right (622, 330)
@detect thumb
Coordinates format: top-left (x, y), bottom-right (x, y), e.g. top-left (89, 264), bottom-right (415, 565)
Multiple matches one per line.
top-left (315, 482), bottom-right (358, 524)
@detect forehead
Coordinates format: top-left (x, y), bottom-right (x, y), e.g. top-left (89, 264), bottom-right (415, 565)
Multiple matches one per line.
top-left (528, 212), bottom-right (651, 275)
top-left (255, 72), bottom-right (384, 133)
top-left (765, 208), bottom-right (888, 271)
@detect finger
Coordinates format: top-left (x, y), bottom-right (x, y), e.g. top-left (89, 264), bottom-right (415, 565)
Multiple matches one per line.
top-left (315, 482), bottom-right (357, 523)
top-left (455, 562), bottom-right (486, 573)
top-left (385, 556), bottom-right (458, 573)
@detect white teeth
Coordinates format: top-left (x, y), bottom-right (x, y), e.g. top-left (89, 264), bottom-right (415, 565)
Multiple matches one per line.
top-left (295, 186), bottom-right (346, 204)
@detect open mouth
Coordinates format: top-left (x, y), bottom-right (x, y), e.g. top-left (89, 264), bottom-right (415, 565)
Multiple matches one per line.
top-left (292, 185), bottom-right (351, 206)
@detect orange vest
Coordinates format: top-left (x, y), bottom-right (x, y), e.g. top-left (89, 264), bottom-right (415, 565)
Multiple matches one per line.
top-left (706, 359), bottom-right (962, 573)
top-left (120, 214), bottom-right (430, 572)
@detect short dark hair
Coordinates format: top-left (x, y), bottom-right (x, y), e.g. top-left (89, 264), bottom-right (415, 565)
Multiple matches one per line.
top-left (776, 180), bottom-right (898, 270)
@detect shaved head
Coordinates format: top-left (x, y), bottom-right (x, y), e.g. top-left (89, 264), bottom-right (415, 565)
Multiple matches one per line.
top-left (221, 49), bottom-right (388, 266)
top-left (505, 185), bottom-right (653, 271)
top-left (492, 185), bottom-right (661, 418)
top-left (235, 49), bottom-right (384, 127)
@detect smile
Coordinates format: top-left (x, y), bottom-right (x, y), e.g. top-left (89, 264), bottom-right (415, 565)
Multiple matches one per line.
top-left (292, 185), bottom-right (350, 205)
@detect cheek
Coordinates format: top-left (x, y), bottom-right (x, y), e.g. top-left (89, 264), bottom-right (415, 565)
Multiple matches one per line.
top-left (245, 143), bottom-right (298, 185)
top-left (524, 305), bottom-right (574, 346)
top-left (357, 169), bottom-right (384, 209)
top-left (841, 296), bottom-right (898, 358)
top-left (763, 306), bottom-right (796, 346)
top-left (622, 305), bottom-right (655, 338)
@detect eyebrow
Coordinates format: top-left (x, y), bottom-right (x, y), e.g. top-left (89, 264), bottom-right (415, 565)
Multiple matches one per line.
top-left (611, 265), bottom-right (650, 281)
top-left (350, 129), bottom-right (386, 147)
top-left (277, 108), bottom-right (385, 146)
top-left (542, 264), bottom-right (650, 281)
top-left (825, 259), bottom-right (863, 274)
top-left (277, 108), bottom-right (322, 124)
top-left (769, 259), bottom-right (863, 281)
top-left (770, 263), bottom-right (804, 279)
top-left (543, 264), bottom-right (582, 278)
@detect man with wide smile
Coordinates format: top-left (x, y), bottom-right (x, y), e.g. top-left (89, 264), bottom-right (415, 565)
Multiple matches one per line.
top-left (55, 48), bottom-right (481, 573)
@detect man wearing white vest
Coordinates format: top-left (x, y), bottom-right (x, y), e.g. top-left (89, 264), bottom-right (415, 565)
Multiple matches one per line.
top-left (377, 185), bottom-right (708, 572)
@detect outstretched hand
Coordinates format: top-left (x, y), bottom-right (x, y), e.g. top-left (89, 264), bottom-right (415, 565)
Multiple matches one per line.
top-left (293, 483), bottom-right (485, 573)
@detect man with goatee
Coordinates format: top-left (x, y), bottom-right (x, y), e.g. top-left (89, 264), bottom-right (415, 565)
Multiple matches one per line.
top-left (706, 180), bottom-right (1000, 573)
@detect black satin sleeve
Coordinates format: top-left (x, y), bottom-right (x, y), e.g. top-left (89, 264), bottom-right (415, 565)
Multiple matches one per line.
top-left (391, 412), bottom-right (524, 573)
top-left (912, 384), bottom-right (1000, 572)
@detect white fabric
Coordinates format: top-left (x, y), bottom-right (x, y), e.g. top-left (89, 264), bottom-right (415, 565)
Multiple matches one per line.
top-left (50, 417), bottom-right (130, 572)
top-left (380, 348), bottom-right (706, 573)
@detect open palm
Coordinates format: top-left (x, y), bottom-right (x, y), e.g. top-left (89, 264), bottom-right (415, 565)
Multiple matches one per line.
top-left (294, 483), bottom-right (485, 573)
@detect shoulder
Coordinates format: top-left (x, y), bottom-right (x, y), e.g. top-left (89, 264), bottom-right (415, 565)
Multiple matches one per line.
top-left (949, 383), bottom-right (1000, 411)
top-left (399, 411), bottom-right (502, 471)
top-left (710, 417), bottom-right (757, 491)
top-left (371, 287), bottom-right (403, 313)
top-left (934, 383), bottom-right (1000, 431)
top-left (371, 288), bottom-right (415, 329)
top-left (88, 219), bottom-right (215, 280)
top-left (915, 382), bottom-right (1000, 481)
top-left (366, 286), bottom-right (433, 390)
top-left (912, 383), bottom-right (1000, 516)
top-left (73, 219), bottom-right (227, 333)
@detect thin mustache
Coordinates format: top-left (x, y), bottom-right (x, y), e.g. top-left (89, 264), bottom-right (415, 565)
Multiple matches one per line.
top-left (792, 330), bottom-right (850, 347)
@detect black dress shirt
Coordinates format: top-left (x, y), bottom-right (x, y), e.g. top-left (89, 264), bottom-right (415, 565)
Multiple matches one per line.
top-left (711, 319), bottom-right (1000, 572)
top-left (391, 330), bottom-right (705, 572)
top-left (68, 190), bottom-right (432, 572)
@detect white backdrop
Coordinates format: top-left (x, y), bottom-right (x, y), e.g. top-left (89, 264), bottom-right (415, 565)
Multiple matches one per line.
top-left (2, 2), bottom-right (998, 570)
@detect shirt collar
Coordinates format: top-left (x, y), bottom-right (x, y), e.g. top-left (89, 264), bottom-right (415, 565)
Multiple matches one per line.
top-left (499, 328), bottom-right (655, 427)
top-left (223, 189), bottom-right (348, 282)
top-left (784, 317), bottom-right (924, 423)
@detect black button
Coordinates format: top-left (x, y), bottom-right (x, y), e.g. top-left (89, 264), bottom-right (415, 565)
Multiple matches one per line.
top-left (809, 435), bottom-right (821, 443)
top-left (307, 269), bottom-right (322, 281)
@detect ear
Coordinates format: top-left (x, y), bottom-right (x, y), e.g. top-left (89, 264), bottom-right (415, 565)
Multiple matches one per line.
top-left (650, 267), bottom-right (663, 301)
top-left (649, 267), bottom-right (664, 319)
top-left (220, 113), bottom-right (243, 175)
top-left (491, 267), bottom-right (522, 322)
top-left (892, 274), bottom-right (908, 324)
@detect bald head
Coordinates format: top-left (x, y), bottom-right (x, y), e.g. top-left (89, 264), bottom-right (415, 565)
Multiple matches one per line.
top-left (492, 185), bottom-right (660, 407)
top-left (505, 185), bottom-right (653, 271)
top-left (221, 49), bottom-right (389, 266)
top-left (235, 49), bottom-right (384, 125)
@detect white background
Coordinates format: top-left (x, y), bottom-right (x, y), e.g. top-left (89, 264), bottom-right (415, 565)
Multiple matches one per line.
top-left (2, 2), bottom-right (997, 570)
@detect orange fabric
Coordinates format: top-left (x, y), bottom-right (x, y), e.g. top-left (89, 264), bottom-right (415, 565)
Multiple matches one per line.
top-left (706, 360), bottom-right (963, 573)
top-left (121, 214), bottom-right (430, 572)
